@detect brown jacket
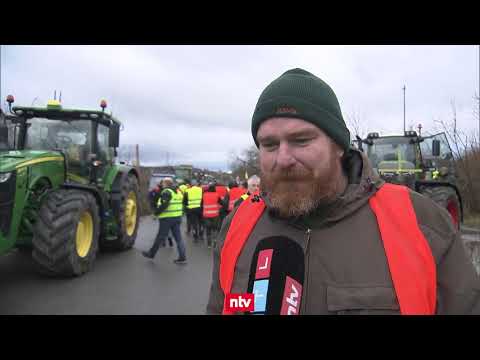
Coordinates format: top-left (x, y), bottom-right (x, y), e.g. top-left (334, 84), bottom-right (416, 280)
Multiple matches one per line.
top-left (206, 149), bottom-right (480, 314)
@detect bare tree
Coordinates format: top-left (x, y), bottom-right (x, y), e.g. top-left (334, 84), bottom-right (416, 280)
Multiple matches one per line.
top-left (228, 145), bottom-right (260, 182)
top-left (227, 149), bottom-right (239, 170)
top-left (345, 108), bottom-right (367, 139)
top-left (434, 99), bottom-right (480, 213)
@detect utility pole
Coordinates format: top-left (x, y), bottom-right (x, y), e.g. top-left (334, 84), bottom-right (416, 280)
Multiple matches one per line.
top-left (403, 85), bottom-right (406, 134)
top-left (478, 45), bottom-right (480, 145)
top-left (135, 144), bottom-right (140, 168)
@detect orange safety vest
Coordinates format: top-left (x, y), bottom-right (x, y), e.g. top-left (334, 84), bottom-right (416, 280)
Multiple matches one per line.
top-left (219, 183), bottom-right (436, 315)
top-left (203, 192), bottom-right (221, 218)
top-left (228, 187), bottom-right (247, 211)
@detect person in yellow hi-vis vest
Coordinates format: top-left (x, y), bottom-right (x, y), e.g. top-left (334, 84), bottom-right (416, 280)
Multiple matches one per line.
top-left (179, 183), bottom-right (188, 195)
top-left (143, 177), bottom-right (187, 264)
top-left (183, 179), bottom-right (203, 242)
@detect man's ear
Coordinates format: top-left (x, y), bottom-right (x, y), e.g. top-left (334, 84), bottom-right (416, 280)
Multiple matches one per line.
top-left (331, 140), bottom-right (344, 158)
top-left (336, 147), bottom-right (344, 158)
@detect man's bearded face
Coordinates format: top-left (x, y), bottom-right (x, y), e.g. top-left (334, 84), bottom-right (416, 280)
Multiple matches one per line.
top-left (257, 117), bottom-right (345, 218)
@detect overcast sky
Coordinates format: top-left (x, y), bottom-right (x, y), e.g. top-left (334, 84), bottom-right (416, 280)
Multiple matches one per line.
top-left (1, 45), bottom-right (479, 171)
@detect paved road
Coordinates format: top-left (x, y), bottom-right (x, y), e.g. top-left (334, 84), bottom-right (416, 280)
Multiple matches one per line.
top-left (0, 216), bottom-right (214, 314)
top-left (1, 218), bottom-right (479, 315)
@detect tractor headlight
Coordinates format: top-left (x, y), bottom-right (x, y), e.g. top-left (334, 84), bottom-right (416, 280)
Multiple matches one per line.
top-left (0, 172), bottom-right (12, 183)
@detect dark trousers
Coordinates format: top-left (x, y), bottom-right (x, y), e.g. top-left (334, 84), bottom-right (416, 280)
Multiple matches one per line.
top-left (189, 207), bottom-right (202, 239)
top-left (186, 209), bottom-right (192, 234)
top-left (148, 217), bottom-right (186, 259)
top-left (152, 217), bottom-right (173, 247)
top-left (218, 210), bottom-right (227, 232)
top-left (203, 217), bottom-right (219, 245)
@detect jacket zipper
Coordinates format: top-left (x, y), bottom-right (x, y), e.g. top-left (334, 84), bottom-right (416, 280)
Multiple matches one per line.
top-left (301, 227), bottom-right (312, 314)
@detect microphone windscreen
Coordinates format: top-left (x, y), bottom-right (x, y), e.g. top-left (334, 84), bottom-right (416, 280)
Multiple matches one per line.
top-left (247, 236), bottom-right (305, 315)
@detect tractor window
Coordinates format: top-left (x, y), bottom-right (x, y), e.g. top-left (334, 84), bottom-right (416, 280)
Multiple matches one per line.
top-left (0, 118), bottom-right (18, 150)
top-left (97, 124), bottom-right (112, 163)
top-left (25, 118), bottom-right (92, 178)
top-left (367, 137), bottom-right (417, 169)
top-left (421, 132), bottom-right (453, 160)
top-left (25, 118), bottom-right (91, 151)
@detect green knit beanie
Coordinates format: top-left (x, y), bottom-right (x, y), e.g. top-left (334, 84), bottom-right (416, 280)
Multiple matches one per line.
top-left (251, 68), bottom-right (350, 151)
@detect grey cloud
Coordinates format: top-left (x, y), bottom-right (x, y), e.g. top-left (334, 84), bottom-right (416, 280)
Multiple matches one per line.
top-left (2, 45), bottom-right (478, 172)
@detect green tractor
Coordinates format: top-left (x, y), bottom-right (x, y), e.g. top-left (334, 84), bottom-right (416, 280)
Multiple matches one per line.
top-left (354, 130), bottom-right (462, 229)
top-left (0, 96), bottom-right (140, 276)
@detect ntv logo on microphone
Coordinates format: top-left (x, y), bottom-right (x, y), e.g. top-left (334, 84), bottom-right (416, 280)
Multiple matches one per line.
top-left (280, 276), bottom-right (303, 315)
top-left (225, 293), bottom-right (255, 312)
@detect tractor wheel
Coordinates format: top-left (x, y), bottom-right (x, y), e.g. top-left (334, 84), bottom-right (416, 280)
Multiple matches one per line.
top-left (101, 174), bottom-right (139, 251)
top-left (32, 190), bottom-right (100, 277)
top-left (419, 186), bottom-right (461, 229)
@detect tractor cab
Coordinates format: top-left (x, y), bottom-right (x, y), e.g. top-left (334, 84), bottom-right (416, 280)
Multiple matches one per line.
top-left (364, 132), bottom-right (421, 175)
top-left (361, 131), bottom-right (452, 180)
top-left (5, 97), bottom-right (120, 185)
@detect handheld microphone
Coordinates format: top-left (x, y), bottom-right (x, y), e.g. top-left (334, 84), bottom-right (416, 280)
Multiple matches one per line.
top-left (246, 236), bottom-right (305, 315)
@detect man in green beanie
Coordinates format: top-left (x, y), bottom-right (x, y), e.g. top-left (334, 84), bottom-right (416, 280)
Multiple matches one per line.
top-left (206, 68), bottom-right (480, 315)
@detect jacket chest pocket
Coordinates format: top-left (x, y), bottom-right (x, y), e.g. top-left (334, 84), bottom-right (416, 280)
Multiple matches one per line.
top-left (327, 285), bottom-right (400, 315)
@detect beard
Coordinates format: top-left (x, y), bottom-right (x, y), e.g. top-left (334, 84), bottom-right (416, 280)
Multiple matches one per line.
top-left (261, 153), bottom-right (343, 218)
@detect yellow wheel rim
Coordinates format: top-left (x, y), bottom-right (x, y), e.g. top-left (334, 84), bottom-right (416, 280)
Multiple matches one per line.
top-left (76, 211), bottom-right (93, 258)
top-left (125, 191), bottom-right (137, 236)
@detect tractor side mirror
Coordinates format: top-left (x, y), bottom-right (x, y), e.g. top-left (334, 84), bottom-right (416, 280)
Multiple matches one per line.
top-left (0, 125), bottom-right (9, 146)
top-left (432, 140), bottom-right (441, 157)
top-left (355, 135), bottom-right (364, 152)
top-left (109, 123), bottom-right (120, 148)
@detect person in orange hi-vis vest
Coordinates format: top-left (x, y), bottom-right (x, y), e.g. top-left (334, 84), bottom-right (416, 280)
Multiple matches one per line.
top-left (206, 68), bottom-right (480, 315)
top-left (223, 181), bottom-right (247, 214)
top-left (201, 183), bottom-right (223, 248)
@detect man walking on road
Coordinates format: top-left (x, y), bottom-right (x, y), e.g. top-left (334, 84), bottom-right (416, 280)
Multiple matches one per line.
top-left (148, 182), bottom-right (174, 247)
top-left (143, 177), bottom-right (187, 264)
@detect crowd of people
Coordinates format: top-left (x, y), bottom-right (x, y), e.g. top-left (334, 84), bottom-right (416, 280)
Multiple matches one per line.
top-left (143, 175), bottom-right (261, 264)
